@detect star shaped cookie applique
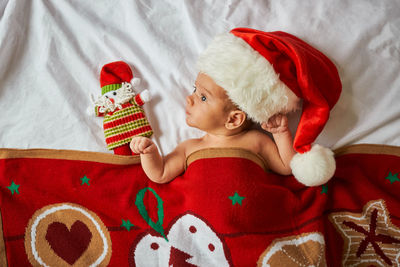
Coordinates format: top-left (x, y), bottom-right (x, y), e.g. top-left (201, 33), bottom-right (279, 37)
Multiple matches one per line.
top-left (329, 199), bottom-right (400, 266)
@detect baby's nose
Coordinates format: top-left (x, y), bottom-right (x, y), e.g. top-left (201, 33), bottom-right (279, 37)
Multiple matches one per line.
top-left (186, 95), bottom-right (194, 105)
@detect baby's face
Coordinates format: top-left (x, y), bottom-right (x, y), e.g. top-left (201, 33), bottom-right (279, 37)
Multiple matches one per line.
top-left (185, 73), bottom-right (233, 133)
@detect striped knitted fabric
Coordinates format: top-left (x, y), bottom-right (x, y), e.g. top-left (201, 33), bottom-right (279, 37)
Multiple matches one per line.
top-left (96, 95), bottom-right (153, 150)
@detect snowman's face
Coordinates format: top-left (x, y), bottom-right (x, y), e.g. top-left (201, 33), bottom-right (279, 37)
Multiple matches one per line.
top-left (103, 82), bottom-right (135, 105)
top-left (103, 90), bottom-right (118, 100)
top-left (131, 213), bottom-right (231, 267)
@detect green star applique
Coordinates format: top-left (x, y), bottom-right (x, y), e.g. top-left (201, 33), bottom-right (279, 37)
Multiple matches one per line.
top-left (80, 175), bottom-right (90, 185)
top-left (7, 181), bottom-right (20, 195)
top-left (121, 219), bottom-right (134, 231)
top-left (229, 192), bottom-right (245, 206)
top-left (385, 172), bottom-right (399, 184)
top-left (321, 184), bottom-right (328, 194)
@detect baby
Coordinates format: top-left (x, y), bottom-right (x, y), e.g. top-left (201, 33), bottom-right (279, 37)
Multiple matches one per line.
top-left (130, 72), bottom-right (295, 183)
top-left (131, 28), bottom-right (342, 186)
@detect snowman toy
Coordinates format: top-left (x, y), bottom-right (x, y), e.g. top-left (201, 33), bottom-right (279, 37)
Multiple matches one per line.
top-left (92, 61), bottom-right (153, 156)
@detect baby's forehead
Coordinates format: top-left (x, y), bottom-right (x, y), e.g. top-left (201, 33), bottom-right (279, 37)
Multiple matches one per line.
top-left (211, 84), bottom-right (229, 99)
top-left (196, 72), bottom-right (234, 105)
top-left (196, 75), bottom-right (223, 95)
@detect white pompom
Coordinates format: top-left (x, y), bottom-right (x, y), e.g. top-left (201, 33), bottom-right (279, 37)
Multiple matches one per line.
top-left (290, 144), bottom-right (336, 186)
top-left (140, 89), bottom-right (151, 102)
top-left (131, 77), bottom-right (141, 87)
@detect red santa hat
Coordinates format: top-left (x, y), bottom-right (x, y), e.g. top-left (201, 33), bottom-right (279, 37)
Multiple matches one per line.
top-left (197, 28), bottom-right (342, 186)
top-left (100, 61), bottom-right (137, 95)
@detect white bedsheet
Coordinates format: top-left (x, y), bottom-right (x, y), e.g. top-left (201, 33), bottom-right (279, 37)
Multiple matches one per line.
top-left (1, 0), bottom-right (399, 156)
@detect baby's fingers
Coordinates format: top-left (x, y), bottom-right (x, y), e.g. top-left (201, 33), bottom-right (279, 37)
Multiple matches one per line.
top-left (130, 137), bottom-right (144, 153)
top-left (142, 145), bottom-right (155, 154)
top-left (132, 137), bottom-right (155, 154)
top-left (277, 114), bottom-right (288, 127)
top-left (261, 122), bottom-right (273, 132)
top-left (137, 139), bottom-right (150, 153)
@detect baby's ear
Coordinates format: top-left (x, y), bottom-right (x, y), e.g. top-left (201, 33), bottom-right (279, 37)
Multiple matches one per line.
top-left (225, 110), bottom-right (247, 130)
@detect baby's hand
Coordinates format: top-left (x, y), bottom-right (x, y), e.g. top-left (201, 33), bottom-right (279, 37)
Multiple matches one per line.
top-left (130, 137), bottom-right (157, 154)
top-left (261, 114), bottom-right (289, 134)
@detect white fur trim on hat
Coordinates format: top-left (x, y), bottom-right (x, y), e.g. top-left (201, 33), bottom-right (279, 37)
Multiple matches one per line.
top-left (197, 33), bottom-right (299, 123)
top-left (290, 144), bottom-right (336, 186)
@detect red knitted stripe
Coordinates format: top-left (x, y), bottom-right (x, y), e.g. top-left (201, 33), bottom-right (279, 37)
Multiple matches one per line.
top-left (135, 94), bottom-right (144, 106)
top-left (103, 112), bottom-right (146, 130)
top-left (120, 102), bottom-right (132, 109)
top-left (105, 125), bottom-right (153, 144)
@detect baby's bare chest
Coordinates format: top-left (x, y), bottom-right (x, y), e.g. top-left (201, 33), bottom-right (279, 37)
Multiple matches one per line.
top-left (185, 132), bottom-right (262, 157)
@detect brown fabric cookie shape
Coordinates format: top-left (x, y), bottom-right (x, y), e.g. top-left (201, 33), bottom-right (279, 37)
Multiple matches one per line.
top-left (257, 232), bottom-right (326, 266)
top-left (329, 199), bottom-right (400, 266)
top-left (24, 203), bottom-right (111, 266)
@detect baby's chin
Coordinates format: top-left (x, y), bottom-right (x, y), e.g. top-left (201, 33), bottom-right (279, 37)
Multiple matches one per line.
top-left (185, 117), bottom-right (204, 132)
top-left (185, 116), bottom-right (194, 127)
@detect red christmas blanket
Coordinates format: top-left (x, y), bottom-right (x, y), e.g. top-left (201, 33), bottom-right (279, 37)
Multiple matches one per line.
top-left (0, 145), bottom-right (399, 266)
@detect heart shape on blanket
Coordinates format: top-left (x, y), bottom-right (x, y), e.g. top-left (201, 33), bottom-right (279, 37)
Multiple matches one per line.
top-left (45, 220), bottom-right (92, 265)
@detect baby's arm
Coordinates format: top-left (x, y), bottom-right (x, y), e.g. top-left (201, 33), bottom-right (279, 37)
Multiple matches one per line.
top-left (260, 114), bottom-right (296, 175)
top-left (130, 137), bottom-right (186, 183)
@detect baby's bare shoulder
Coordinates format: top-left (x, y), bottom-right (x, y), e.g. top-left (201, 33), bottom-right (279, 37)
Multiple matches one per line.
top-left (179, 137), bottom-right (203, 147)
top-left (177, 137), bottom-right (204, 156)
top-left (244, 129), bottom-right (272, 141)
top-left (242, 129), bottom-right (274, 151)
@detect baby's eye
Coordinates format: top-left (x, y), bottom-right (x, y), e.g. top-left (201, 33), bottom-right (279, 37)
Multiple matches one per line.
top-left (192, 85), bottom-right (197, 93)
top-left (201, 95), bottom-right (207, 101)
